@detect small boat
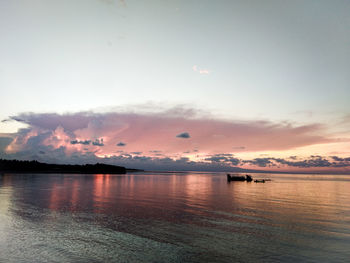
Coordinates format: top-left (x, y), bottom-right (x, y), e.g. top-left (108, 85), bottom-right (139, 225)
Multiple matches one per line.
top-left (227, 174), bottom-right (253, 182)
top-left (254, 179), bottom-right (265, 183)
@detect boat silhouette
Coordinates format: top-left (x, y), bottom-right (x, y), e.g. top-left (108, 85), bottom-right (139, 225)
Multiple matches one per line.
top-left (227, 174), bottom-right (253, 182)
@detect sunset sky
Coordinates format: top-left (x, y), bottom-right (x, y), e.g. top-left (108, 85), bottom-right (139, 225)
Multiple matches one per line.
top-left (1, 0), bottom-right (350, 172)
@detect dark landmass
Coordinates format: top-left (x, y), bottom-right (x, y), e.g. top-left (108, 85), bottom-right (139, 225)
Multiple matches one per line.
top-left (0, 159), bottom-right (127, 174)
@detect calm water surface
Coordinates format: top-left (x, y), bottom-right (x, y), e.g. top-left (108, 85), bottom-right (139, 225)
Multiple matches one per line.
top-left (0, 172), bottom-right (349, 262)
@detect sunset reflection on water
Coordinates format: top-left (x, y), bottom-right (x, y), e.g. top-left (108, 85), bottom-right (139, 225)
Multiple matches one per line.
top-left (0, 172), bottom-right (349, 262)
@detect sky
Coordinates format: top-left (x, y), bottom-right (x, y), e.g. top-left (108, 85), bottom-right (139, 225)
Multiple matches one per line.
top-left (1, 0), bottom-right (350, 173)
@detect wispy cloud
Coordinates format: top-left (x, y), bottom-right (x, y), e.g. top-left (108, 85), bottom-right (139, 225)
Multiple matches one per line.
top-left (97, 0), bottom-right (126, 7)
top-left (192, 65), bottom-right (210, 75)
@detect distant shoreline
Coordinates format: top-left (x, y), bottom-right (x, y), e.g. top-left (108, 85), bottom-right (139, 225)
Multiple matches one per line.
top-left (0, 159), bottom-right (134, 175)
top-left (1, 159), bottom-right (349, 176)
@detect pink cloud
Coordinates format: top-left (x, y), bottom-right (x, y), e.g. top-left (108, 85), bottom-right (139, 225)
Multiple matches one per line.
top-left (5, 109), bottom-right (333, 159)
top-left (2, 108), bottom-right (350, 172)
top-left (193, 65), bottom-right (210, 74)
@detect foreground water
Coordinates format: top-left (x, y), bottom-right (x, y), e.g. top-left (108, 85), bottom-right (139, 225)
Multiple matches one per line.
top-left (0, 172), bottom-right (349, 262)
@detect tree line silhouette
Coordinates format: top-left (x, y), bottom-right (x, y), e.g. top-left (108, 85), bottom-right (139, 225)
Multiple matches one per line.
top-left (0, 159), bottom-right (126, 174)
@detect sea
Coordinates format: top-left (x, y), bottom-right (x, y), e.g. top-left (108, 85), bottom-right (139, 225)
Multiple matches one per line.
top-left (0, 172), bottom-right (349, 262)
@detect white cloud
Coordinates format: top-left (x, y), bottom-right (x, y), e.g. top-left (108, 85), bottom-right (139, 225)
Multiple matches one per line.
top-left (192, 65), bottom-right (210, 75)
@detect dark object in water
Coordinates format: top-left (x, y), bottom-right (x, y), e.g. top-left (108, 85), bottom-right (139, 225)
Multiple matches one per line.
top-left (227, 174), bottom-right (253, 182)
top-left (254, 179), bottom-right (265, 183)
top-left (246, 175), bottom-right (253, 182)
